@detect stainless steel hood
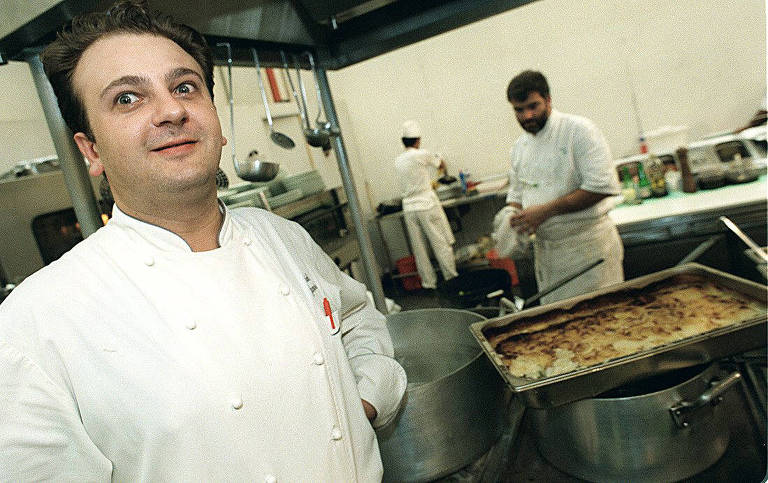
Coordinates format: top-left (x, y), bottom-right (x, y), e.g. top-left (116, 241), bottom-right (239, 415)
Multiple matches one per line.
top-left (0, 0), bottom-right (538, 68)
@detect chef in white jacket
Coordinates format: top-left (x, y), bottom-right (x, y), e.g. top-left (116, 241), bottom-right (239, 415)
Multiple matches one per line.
top-left (0, 2), bottom-right (406, 481)
top-left (394, 120), bottom-right (458, 289)
top-left (505, 70), bottom-right (624, 304)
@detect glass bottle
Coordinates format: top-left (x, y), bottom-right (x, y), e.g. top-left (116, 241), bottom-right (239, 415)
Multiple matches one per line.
top-left (620, 166), bottom-right (640, 204)
top-left (646, 154), bottom-right (668, 197)
top-left (636, 162), bottom-right (652, 199)
top-left (676, 147), bottom-right (698, 193)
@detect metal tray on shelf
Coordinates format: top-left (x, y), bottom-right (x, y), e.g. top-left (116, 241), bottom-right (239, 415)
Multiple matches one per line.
top-left (469, 263), bottom-right (767, 408)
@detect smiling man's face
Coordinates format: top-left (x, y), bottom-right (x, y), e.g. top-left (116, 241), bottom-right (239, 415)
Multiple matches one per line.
top-left (72, 33), bottom-right (225, 211)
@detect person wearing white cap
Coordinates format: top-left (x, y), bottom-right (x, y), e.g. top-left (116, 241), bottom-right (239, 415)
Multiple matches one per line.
top-left (394, 120), bottom-right (458, 289)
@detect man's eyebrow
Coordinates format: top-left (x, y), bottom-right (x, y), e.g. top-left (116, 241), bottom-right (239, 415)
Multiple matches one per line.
top-left (99, 75), bottom-right (149, 100)
top-left (166, 67), bottom-right (204, 84)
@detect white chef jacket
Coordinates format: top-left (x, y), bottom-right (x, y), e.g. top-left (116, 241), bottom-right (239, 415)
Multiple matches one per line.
top-left (505, 109), bottom-right (620, 240)
top-left (395, 148), bottom-right (442, 211)
top-left (0, 203), bottom-right (406, 482)
top-left (505, 109), bottom-right (624, 303)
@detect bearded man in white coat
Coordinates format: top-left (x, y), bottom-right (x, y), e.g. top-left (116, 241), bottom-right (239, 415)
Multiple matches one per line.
top-left (505, 70), bottom-right (624, 304)
top-left (394, 120), bottom-right (458, 289)
top-left (0, 1), bottom-right (406, 481)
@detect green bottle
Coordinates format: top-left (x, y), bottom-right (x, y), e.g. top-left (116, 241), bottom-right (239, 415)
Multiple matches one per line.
top-left (636, 162), bottom-right (652, 199)
top-left (620, 166), bottom-right (639, 204)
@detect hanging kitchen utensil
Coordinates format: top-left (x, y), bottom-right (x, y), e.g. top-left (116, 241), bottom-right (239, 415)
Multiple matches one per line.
top-left (304, 51), bottom-right (332, 135)
top-left (251, 48), bottom-right (295, 150)
top-left (216, 43), bottom-right (280, 182)
top-left (293, 53), bottom-right (328, 148)
top-left (280, 50), bottom-right (308, 130)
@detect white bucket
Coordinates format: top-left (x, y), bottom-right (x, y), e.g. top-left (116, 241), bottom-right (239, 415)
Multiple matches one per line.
top-left (644, 125), bottom-right (689, 154)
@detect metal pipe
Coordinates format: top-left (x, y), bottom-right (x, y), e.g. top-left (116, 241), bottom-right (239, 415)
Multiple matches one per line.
top-left (314, 67), bottom-right (388, 313)
top-left (26, 52), bottom-right (102, 237)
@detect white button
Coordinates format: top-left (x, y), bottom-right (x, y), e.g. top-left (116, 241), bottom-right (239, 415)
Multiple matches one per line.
top-left (231, 396), bottom-right (243, 410)
top-left (331, 426), bottom-right (342, 440)
top-left (279, 284), bottom-right (290, 296)
top-left (185, 320), bottom-right (197, 330)
top-left (143, 256), bottom-right (155, 266)
top-left (265, 475), bottom-right (276, 483)
top-left (243, 238), bottom-right (252, 246)
top-left (313, 352), bottom-right (325, 365)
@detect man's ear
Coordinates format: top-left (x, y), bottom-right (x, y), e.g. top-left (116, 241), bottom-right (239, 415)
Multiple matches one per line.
top-left (73, 132), bottom-right (104, 176)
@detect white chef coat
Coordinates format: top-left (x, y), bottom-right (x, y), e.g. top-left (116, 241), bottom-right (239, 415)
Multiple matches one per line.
top-left (395, 148), bottom-right (442, 212)
top-left (505, 109), bottom-right (624, 303)
top-left (0, 203), bottom-right (406, 482)
top-left (394, 147), bottom-right (457, 287)
top-left (505, 109), bottom-right (620, 239)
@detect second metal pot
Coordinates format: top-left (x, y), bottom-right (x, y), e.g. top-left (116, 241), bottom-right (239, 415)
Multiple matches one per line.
top-left (378, 308), bottom-right (508, 482)
top-left (529, 363), bottom-right (741, 482)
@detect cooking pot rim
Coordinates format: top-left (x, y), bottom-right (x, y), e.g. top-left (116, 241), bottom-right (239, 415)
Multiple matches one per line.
top-left (386, 308), bottom-right (487, 390)
top-left (590, 363), bottom-right (714, 401)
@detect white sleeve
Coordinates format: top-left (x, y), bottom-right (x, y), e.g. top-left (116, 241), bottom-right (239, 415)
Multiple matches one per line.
top-left (505, 146), bottom-right (522, 205)
top-left (303, 229), bottom-right (406, 429)
top-left (573, 120), bottom-right (620, 195)
top-left (0, 342), bottom-right (112, 481)
top-left (419, 149), bottom-right (441, 169)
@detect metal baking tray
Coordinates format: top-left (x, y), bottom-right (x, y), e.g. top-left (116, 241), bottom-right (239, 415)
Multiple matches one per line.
top-left (470, 263), bottom-right (767, 408)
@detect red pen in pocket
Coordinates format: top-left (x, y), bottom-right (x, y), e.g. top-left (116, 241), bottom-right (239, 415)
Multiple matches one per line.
top-left (323, 298), bottom-right (339, 335)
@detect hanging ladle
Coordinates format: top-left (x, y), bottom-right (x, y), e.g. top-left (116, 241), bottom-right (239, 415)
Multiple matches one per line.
top-left (305, 51), bottom-right (333, 135)
top-left (292, 53), bottom-right (329, 148)
top-left (280, 50), bottom-right (307, 135)
top-left (217, 42), bottom-right (280, 182)
top-left (251, 48), bottom-right (295, 150)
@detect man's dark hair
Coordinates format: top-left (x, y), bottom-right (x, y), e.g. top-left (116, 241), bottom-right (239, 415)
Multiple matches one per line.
top-left (506, 70), bottom-right (550, 103)
top-left (41, 0), bottom-right (215, 138)
top-left (402, 137), bottom-right (419, 148)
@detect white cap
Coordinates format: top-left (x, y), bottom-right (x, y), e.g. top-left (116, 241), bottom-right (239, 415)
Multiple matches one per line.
top-left (401, 120), bottom-right (422, 138)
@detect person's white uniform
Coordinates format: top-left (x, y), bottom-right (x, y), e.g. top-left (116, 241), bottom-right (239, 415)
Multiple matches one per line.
top-left (506, 109), bottom-right (624, 304)
top-left (0, 204), bottom-right (406, 482)
top-left (394, 121), bottom-right (458, 289)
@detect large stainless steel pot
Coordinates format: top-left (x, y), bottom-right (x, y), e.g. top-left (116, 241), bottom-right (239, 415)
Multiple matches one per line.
top-left (378, 309), bottom-right (507, 482)
top-left (530, 363), bottom-right (742, 482)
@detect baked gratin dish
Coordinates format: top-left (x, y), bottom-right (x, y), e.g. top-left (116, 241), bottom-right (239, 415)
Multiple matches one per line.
top-left (483, 274), bottom-right (766, 381)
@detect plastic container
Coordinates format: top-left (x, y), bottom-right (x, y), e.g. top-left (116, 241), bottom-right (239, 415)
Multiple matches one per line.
top-left (396, 256), bottom-right (422, 291)
top-left (486, 249), bottom-right (520, 286)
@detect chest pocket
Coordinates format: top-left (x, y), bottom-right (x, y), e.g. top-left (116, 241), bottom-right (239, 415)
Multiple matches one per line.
top-left (310, 274), bottom-right (343, 338)
top-left (519, 143), bottom-right (572, 188)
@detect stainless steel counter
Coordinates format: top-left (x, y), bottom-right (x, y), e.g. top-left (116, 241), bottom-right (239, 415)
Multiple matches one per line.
top-left (375, 177), bottom-right (767, 289)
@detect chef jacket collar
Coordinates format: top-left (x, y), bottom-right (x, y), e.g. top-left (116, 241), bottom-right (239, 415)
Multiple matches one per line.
top-left (530, 108), bottom-right (560, 139)
top-left (109, 200), bottom-right (234, 252)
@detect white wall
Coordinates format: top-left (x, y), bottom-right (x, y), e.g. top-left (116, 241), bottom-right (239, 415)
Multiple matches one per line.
top-left (327, 0), bottom-right (767, 208)
top-left (0, 0), bottom-right (764, 213)
top-left (0, 62), bottom-right (57, 165)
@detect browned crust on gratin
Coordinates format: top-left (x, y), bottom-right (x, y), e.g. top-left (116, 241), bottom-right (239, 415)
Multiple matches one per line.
top-left (483, 274), bottom-right (765, 380)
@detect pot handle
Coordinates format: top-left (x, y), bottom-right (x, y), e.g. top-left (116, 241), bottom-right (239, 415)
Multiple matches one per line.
top-left (669, 371), bottom-right (741, 429)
